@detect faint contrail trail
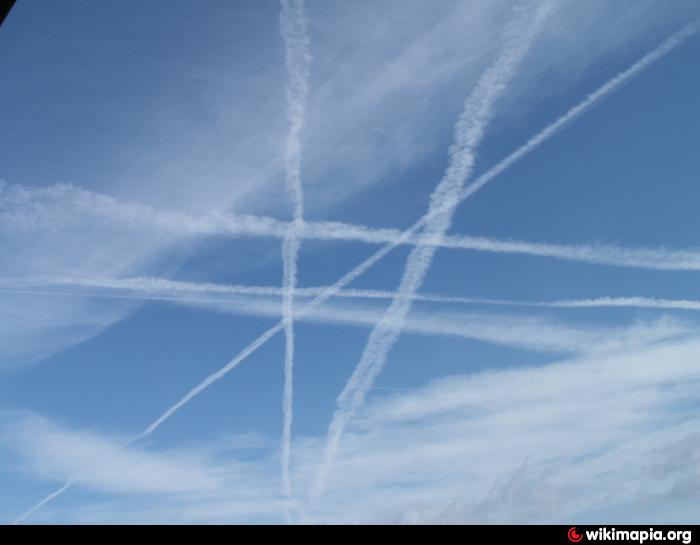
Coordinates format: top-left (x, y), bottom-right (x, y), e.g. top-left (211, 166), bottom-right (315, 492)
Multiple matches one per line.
top-left (3, 286), bottom-right (694, 365)
top-left (14, 481), bottom-right (74, 525)
top-left (546, 296), bottom-right (700, 311)
top-left (12, 437), bottom-right (140, 525)
top-left (311, 0), bottom-right (554, 502)
top-left (15, 20), bottom-right (697, 523)
top-left (5, 279), bottom-right (700, 313)
top-left (279, 0), bottom-right (311, 505)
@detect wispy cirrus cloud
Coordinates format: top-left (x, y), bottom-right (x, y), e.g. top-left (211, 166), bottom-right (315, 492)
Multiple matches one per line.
top-left (185, 295), bottom-right (693, 355)
top-left (12, 10), bottom-right (700, 519)
top-left (1, 1), bottom-right (697, 376)
top-left (8, 180), bottom-right (700, 273)
top-left (3, 0), bottom-right (700, 526)
top-left (6, 334), bottom-right (700, 523)
top-left (0, 275), bottom-right (694, 354)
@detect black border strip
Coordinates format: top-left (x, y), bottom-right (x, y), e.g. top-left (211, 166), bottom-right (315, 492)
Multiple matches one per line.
top-left (0, 0), bottom-right (17, 27)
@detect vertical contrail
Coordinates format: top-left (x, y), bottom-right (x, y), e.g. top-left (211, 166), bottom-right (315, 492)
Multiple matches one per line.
top-left (279, 0), bottom-right (311, 507)
top-left (14, 18), bottom-right (696, 523)
top-left (310, 0), bottom-right (555, 502)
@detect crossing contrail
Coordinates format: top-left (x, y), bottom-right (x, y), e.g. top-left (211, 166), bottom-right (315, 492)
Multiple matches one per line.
top-left (279, 0), bottom-right (311, 505)
top-left (12, 218), bottom-right (415, 524)
top-left (14, 19), bottom-right (697, 523)
top-left (311, 0), bottom-right (554, 502)
top-left (309, 13), bottom-right (700, 502)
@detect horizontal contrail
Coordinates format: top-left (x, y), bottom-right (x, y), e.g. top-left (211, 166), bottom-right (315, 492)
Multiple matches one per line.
top-left (548, 296), bottom-right (700, 311)
top-left (5, 277), bottom-right (700, 314)
top-left (5, 277), bottom-right (700, 313)
top-left (7, 187), bottom-right (700, 271)
top-left (2, 283), bottom-right (693, 354)
top-left (14, 22), bottom-right (697, 522)
top-left (0, 275), bottom-right (504, 305)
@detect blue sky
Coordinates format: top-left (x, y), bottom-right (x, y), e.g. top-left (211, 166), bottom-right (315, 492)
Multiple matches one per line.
top-left (1, 0), bottom-right (700, 524)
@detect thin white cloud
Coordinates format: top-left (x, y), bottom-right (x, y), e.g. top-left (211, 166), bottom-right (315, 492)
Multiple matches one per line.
top-left (189, 296), bottom-right (691, 356)
top-left (9, 180), bottom-right (700, 273)
top-left (8, 276), bottom-right (700, 313)
top-left (549, 297), bottom-right (700, 310)
top-left (0, 279), bottom-right (692, 355)
top-left (7, 335), bottom-right (700, 523)
top-left (301, 337), bottom-right (700, 523)
top-left (2, 412), bottom-right (282, 523)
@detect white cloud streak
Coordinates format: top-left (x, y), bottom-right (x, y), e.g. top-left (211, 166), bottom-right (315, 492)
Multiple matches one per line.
top-left (9, 334), bottom-right (700, 523)
top-left (0, 278), bottom-right (694, 356)
top-left (9, 179), bottom-right (700, 273)
top-left (13, 218), bottom-right (414, 523)
top-left (188, 296), bottom-right (691, 356)
top-left (14, 18), bottom-right (696, 522)
top-left (312, 0), bottom-right (554, 502)
top-left (6, 276), bottom-right (700, 316)
top-left (280, 0), bottom-right (312, 505)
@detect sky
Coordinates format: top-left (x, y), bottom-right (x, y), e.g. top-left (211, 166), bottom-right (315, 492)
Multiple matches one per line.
top-left (1, 0), bottom-right (700, 524)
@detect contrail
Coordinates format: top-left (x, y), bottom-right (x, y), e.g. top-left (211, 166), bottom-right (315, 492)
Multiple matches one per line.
top-left (13, 481), bottom-right (75, 525)
top-left (12, 223), bottom-right (412, 524)
top-left (547, 296), bottom-right (700, 311)
top-left (3, 285), bottom-right (694, 360)
top-left (304, 226), bottom-right (700, 272)
top-left (0, 275), bottom-right (521, 306)
top-left (5, 278), bottom-right (700, 314)
top-left (434, 234), bottom-right (700, 271)
top-left (12, 437), bottom-right (139, 525)
top-left (279, 0), bottom-right (311, 505)
top-left (0, 181), bottom-right (290, 238)
top-left (15, 20), bottom-right (697, 523)
top-left (452, 24), bottom-right (699, 210)
top-left (311, 0), bottom-right (554, 502)
top-left (9, 183), bottom-right (700, 271)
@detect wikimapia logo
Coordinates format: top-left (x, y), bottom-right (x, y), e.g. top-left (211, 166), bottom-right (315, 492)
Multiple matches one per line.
top-left (569, 528), bottom-right (584, 543)
top-left (567, 527), bottom-right (692, 544)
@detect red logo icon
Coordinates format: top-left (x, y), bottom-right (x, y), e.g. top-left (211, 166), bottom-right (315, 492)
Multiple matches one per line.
top-left (568, 527), bottom-right (584, 543)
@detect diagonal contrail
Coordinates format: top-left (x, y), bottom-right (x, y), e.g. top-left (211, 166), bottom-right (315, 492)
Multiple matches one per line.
top-left (279, 0), bottom-right (311, 506)
top-left (311, 0), bottom-right (554, 502)
top-left (14, 19), bottom-right (697, 523)
top-left (310, 13), bottom-right (700, 502)
top-left (12, 221), bottom-right (409, 524)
